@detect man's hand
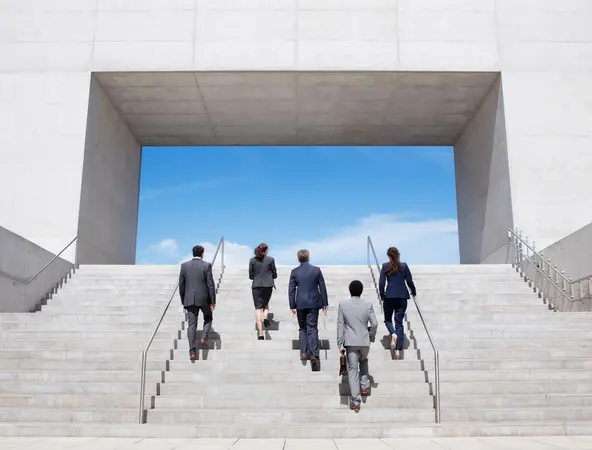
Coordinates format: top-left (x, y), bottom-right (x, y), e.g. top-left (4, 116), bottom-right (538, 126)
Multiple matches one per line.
top-left (291, 309), bottom-right (297, 318)
top-left (323, 306), bottom-right (328, 314)
top-left (210, 304), bottom-right (216, 312)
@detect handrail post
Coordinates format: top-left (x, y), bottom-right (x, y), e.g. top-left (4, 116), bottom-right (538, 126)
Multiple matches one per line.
top-left (435, 348), bottom-right (441, 423)
top-left (139, 351), bottom-right (147, 423)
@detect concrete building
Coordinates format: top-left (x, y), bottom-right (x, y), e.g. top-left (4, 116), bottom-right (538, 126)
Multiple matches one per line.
top-left (1, 0), bottom-right (591, 266)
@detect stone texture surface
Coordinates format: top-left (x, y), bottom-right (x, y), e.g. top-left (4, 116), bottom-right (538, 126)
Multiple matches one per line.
top-left (3, 436), bottom-right (592, 450)
top-left (94, 71), bottom-right (497, 147)
top-left (2, 264), bottom-right (592, 438)
top-left (1, 0), bottom-right (591, 266)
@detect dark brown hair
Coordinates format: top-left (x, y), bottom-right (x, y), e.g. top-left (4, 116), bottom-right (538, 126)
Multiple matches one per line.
top-left (192, 245), bottom-right (205, 258)
top-left (254, 243), bottom-right (268, 260)
top-left (384, 247), bottom-right (401, 276)
top-left (297, 249), bottom-right (310, 263)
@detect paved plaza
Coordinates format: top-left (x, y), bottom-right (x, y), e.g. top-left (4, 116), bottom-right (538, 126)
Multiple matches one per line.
top-left (2, 438), bottom-right (592, 450)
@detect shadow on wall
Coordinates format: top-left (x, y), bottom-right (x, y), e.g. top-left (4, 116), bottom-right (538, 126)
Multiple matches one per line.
top-left (542, 222), bottom-right (592, 282)
top-left (0, 226), bottom-right (74, 313)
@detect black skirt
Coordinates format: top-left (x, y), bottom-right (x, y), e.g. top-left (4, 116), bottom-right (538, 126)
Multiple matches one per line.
top-left (252, 287), bottom-right (273, 309)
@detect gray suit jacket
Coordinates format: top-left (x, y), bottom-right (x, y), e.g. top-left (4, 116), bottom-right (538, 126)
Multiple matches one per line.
top-left (249, 256), bottom-right (278, 288)
top-left (337, 297), bottom-right (378, 350)
top-left (179, 257), bottom-right (216, 307)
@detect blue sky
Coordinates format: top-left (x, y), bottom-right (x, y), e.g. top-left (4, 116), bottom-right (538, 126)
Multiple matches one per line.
top-left (136, 146), bottom-right (459, 266)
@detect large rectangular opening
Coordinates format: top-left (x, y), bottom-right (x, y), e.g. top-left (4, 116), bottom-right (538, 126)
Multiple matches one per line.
top-left (77, 71), bottom-right (512, 266)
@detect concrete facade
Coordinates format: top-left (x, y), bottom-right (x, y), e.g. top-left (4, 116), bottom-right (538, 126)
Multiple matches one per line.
top-left (542, 223), bottom-right (592, 282)
top-left (0, 0), bottom-right (591, 264)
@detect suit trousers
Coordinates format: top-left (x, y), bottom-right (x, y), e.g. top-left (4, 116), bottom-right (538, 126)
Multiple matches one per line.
top-left (346, 346), bottom-right (370, 406)
top-left (297, 308), bottom-right (320, 358)
top-left (185, 304), bottom-right (213, 353)
top-left (383, 298), bottom-right (408, 351)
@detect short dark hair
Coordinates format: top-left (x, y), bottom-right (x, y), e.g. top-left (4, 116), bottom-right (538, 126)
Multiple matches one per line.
top-left (192, 245), bottom-right (204, 258)
top-left (349, 280), bottom-right (363, 297)
top-left (297, 249), bottom-right (310, 263)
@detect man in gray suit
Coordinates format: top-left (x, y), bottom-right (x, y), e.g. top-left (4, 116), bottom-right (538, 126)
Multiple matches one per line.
top-left (179, 245), bottom-right (216, 361)
top-left (337, 280), bottom-right (378, 412)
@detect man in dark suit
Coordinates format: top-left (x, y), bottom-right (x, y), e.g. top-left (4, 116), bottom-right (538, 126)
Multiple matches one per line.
top-left (179, 245), bottom-right (216, 361)
top-left (289, 249), bottom-right (328, 371)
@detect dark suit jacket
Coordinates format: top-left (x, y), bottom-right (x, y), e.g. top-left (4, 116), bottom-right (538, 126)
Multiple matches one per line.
top-left (179, 257), bottom-right (216, 307)
top-left (249, 255), bottom-right (278, 288)
top-left (379, 262), bottom-right (416, 300)
top-left (288, 262), bottom-right (328, 310)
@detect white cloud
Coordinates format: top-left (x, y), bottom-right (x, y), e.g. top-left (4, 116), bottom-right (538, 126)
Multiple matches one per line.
top-left (272, 214), bottom-right (459, 266)
top-left (147, 238), bottom-right (179, 258)
top-left (142, 214), bottom-right (459, 267)
top-left (178, 241), bottom-right (252, 266)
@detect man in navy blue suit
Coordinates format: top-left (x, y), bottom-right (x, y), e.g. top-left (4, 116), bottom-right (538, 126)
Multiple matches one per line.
top-left (289, 249), bottom-right (328, 370)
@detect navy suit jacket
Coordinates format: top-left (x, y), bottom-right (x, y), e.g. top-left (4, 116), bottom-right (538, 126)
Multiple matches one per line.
top-left (379, 262), bottom-right (417, 300)
top-left (288, 262), bottom-right (328, 310)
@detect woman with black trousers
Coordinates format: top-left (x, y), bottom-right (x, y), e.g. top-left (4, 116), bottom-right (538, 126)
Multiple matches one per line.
top-left (249, 243), bottom-right (278, 340)
top-left (378, 247), bottom-right (417, 359)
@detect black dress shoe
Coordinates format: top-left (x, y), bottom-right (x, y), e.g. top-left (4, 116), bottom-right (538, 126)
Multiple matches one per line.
top-left (310, 356), bottom-right (320, 372)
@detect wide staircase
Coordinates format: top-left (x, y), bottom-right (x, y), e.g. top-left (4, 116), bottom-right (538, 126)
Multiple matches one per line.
top-left (0, 263), bottom-right (591, 437)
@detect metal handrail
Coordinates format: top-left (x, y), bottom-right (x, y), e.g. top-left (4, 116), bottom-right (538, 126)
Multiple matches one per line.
top-left (366, 236), bottom-right (441, 424)
top-left (508, 228), bottom-right (586, 311)
top-left (138, 236), bottom-right (225, 423)
top-left (0, 236), bottom-right (78, 284)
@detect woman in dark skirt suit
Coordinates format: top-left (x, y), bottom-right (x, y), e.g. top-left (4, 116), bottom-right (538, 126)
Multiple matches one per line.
top-left (249, 243), bottom-right (278, 340)
top-left (379, 246), bottom-right (417, 360)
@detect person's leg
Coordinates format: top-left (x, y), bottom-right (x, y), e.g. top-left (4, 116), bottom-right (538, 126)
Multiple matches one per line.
top-left (186, 306), bottom-right (199, 355)
top-left (394, 299), bottom-right (408, 352)
top-left (307, 308), bottom-right (320, 359)
top-left (359, 346), bottom-right (371, 393)
top-left (383, 299), bottom-right (396, 348)
top-left (346, 347), bottom-right (362, 409)
top-left (297, 309), bottom-right (309, 359)
top-left (253, 288), bottom-right (264, 337)
top-left (200, 304), bottom-right (213, 343)
top-left (262, 287), bottom-right (272, 328)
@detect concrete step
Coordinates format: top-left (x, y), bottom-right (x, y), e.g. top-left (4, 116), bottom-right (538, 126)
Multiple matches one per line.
top-left (145, 407), bottom-right (436, 424)
top-left (0, 349), bottom-right (171, 361)
top-left (0, 370), bottom-right (163, 383)
top-left (157, 382), bottom-right (431, 397)
top-left (162, 370), bottom-right (426, 384)
top-left (4, 421), bottom-right (592, 438)
top-left (0, 393), bottom-right (433, 410)
top-left (0, 422), bottom-right (446, 438)
top-left (445, 408), bottom-right (592, 422)
top-left (442, 394), bottom-right (592, 408)
top-left (0, 359), bottom-right (167, 371)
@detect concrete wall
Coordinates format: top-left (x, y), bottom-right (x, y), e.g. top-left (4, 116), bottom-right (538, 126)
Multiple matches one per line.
top-left (542, 223), bottom-right (592, 282)
top-left (454, 78), bottom-right (513, 264)
top-left (0, 225), bottom-right (73, 313)
top-left (0, 0), bottom-right (591, 263)
top-left (77, 78), bottom-right (142, 265)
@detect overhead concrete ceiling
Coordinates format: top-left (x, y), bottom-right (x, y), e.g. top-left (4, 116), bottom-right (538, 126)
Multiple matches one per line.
top-left (95, 71), bottom-right (499, 147)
